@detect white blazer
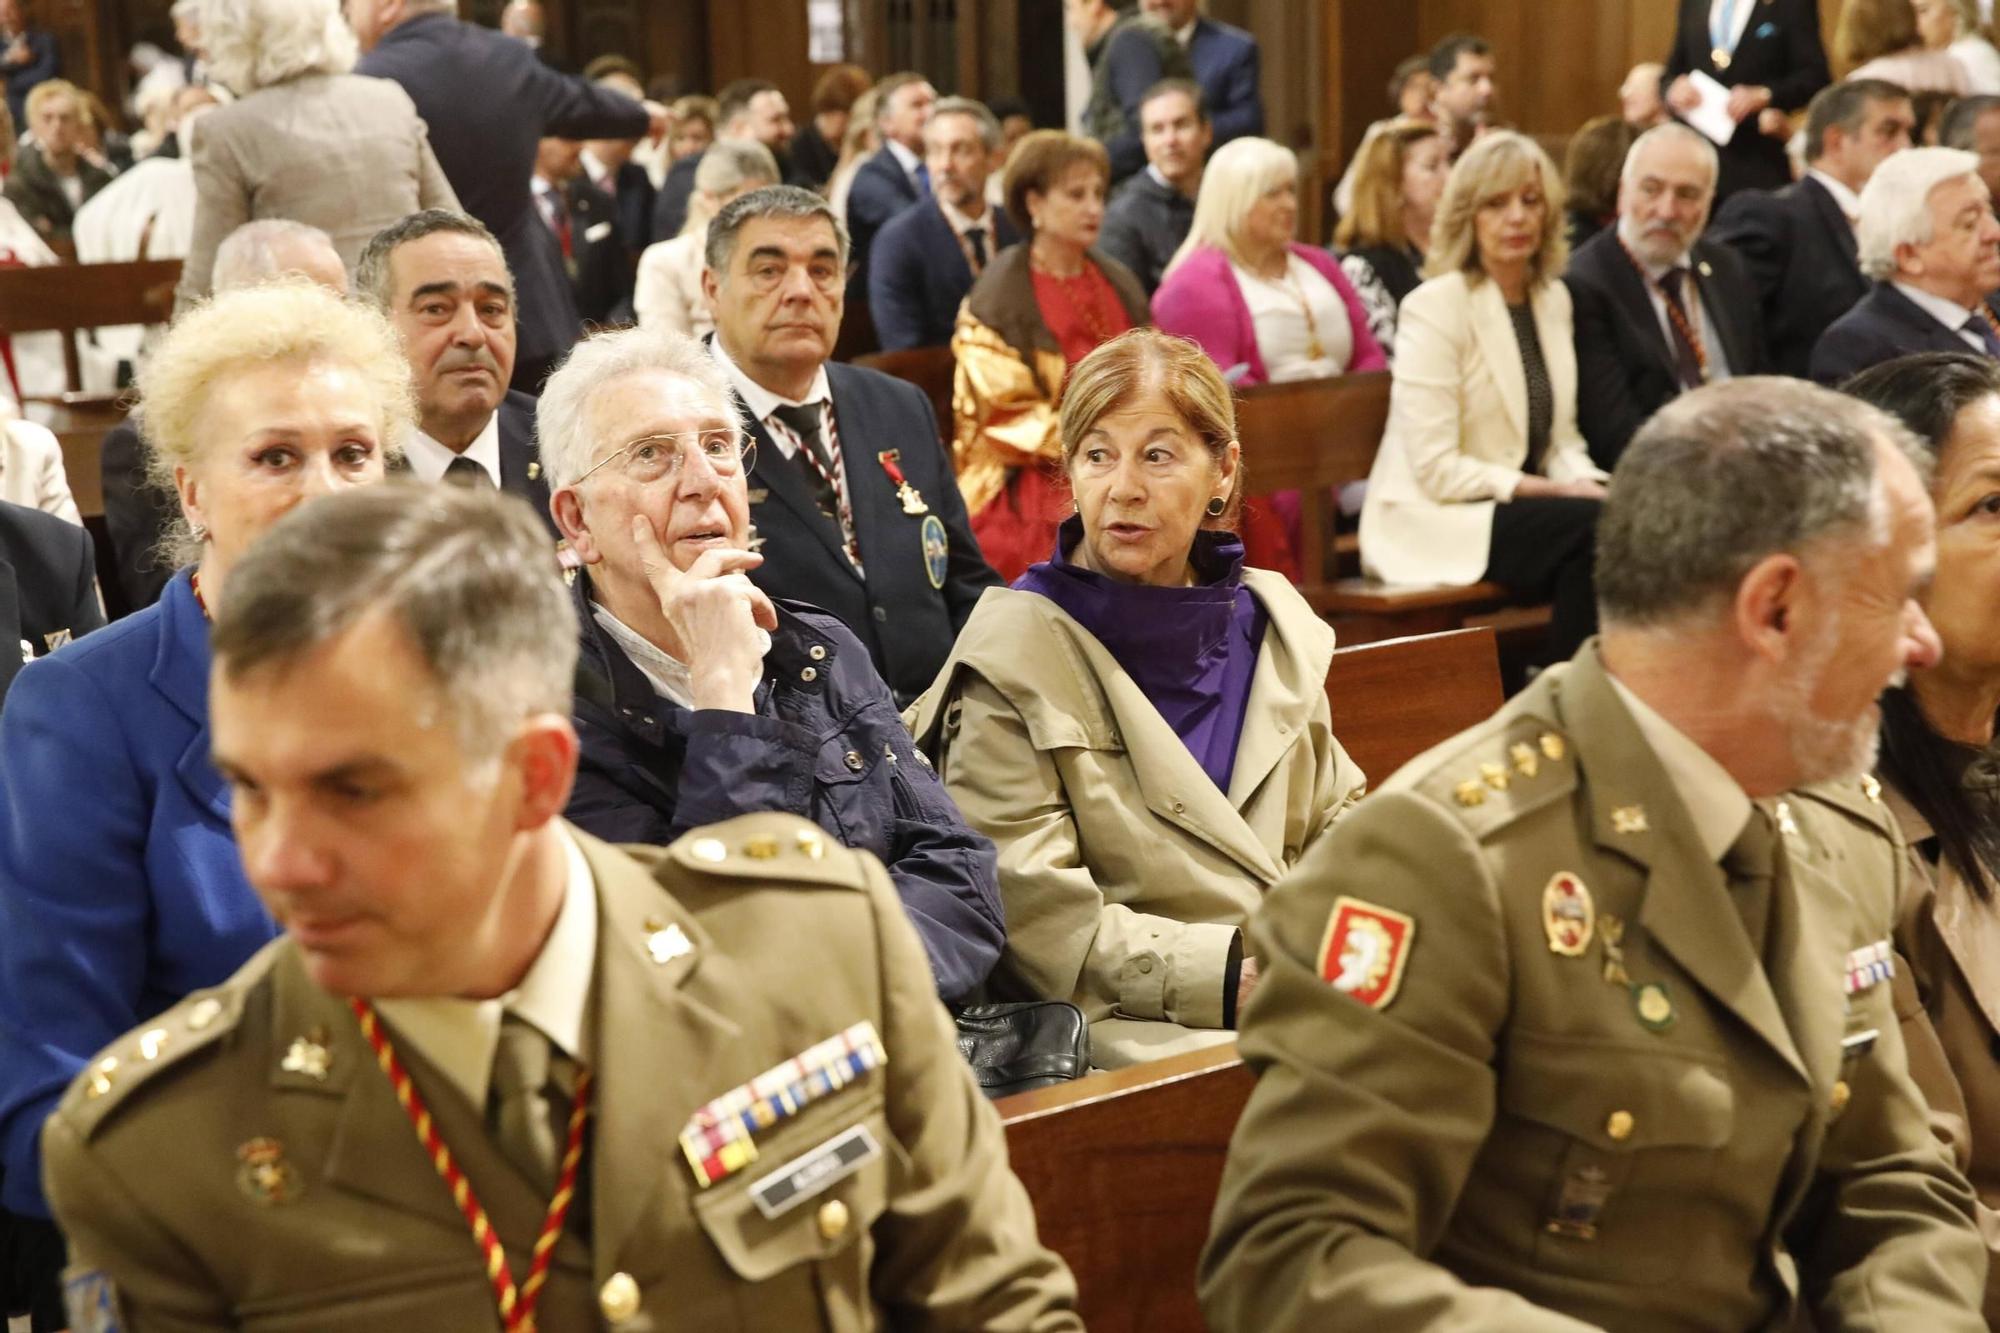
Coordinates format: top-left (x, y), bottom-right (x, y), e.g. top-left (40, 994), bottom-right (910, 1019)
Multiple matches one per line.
top-left (1359, 270), bottom-right (1604, 586)
top-left (0, 416), bottom-right (82, 526)
top-left (632, 229), bottom-right (713, 339)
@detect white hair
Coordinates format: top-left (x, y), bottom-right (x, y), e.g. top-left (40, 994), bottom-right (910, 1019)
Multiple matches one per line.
top-left (1618, 121), bottom-right (1718, 190)
top-left (1165, 135), bottom-right (1297, 280)
top-left (212, 219), bottom-right (339, 292)
top-left (536, 326), bottom-right (741, 490)
top-left (1857, 146), bottom-right (1985, 279)
top-left (200, 0), bottom-right (356, 94)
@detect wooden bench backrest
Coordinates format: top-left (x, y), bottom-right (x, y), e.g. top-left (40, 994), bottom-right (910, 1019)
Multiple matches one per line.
top-left (1234, 371), bottom-right (1391, 582)
top-left (995, 624), bottom-right (1503, 1330)
top-left (0, 259), bottom-right (183, 393)
top-left (853, 344), bottom-right (956, 448)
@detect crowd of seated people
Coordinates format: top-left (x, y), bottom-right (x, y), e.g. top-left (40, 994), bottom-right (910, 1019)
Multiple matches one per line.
top-left (20, 3), bottom-right (2000, 1329)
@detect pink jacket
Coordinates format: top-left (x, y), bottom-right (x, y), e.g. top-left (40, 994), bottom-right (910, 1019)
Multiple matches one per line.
top-left (1153, 243), bottom-right (1388, 386)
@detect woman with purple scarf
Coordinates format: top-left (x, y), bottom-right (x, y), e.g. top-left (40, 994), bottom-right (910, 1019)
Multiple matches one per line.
top-left (908, 328), bottom-right (1367, 1068)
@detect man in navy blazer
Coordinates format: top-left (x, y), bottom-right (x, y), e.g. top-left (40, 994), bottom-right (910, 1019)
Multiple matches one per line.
top-left (1664, 0), bottom-right (1831, 203)
top-left (703, 186), bottom-right (999, 704)
top-left (1141, 0), bottom-right (1262, 146)
top-left (845, 73), bottom-right (938, 303)
top-left (870, 97), bottom-right (1019, 351)
top-left (1811, 145), bottom-right (2000, 385)
top-left (0, 500), bottom-right (102, 709)
top-left (0, 0), bottom-right (57, 134)
top-left (1711, 80), bottom-right (1913, 379)
top-left (347, 0), bottom-right (661, 392)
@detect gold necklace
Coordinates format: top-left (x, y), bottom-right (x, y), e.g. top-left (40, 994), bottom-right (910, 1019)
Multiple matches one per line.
top-left (1274, 260), bottom-right (1327, 362)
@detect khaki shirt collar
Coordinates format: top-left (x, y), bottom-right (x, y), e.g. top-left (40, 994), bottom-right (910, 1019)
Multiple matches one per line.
top-left (1606, 673), bottom-right (1753, 864)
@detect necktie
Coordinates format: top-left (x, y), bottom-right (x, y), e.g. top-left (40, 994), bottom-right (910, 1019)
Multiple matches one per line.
top-left (914, 162), bottom-right (932, 196)
top-left (489, 1014), bottom-right (570, 1195)
top-left (443, 455), bottom-right (493, 489)
top-left (1721, 806), bottom-right (1778, 959)
top-left (1656, 268), bottom-right (1706, 391)
top-left (771, 402), bottom-right (840, 521)
top-left (965, 225), bottom-right (988, 271)
top-left (1967, 307), bottom-right (2000, 358)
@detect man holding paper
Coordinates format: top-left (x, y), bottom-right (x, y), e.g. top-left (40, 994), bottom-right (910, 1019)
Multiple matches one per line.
top-left (1663, 0), bottom-right (1832, 203)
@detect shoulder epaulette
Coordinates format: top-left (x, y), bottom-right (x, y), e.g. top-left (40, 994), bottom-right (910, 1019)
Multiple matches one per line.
top-left (665, 813), bottom-right (871, 889)
top-left (1410, 714), bottom-right (1581, 839)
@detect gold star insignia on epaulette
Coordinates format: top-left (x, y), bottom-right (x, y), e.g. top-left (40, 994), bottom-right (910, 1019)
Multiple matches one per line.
top-left (1480, 762), bottom-right (1510, 791)
top-left (1611, 805), bottom-right (1648, 834)
top-left (1510, 742), bottom-right (1539, 778)
top-left (1860, 774), bottom-right (1883, 803)
top-left (1539, 732), bottom-right (1567, 761)
top-left (645, 917), bottom-right (694, 965)
top-left (85, 1055), bottom-right (118, 1100)
top-left (796, 828), bottom-right (825, 859)
top-left (1454, 780), bottom-right (1487, 808)
top-left (743, 836), bottom-right (780, 860)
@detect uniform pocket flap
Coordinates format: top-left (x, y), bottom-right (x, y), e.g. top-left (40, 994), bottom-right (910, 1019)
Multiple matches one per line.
top-left (1498, 1033), bottom-right (1734, 1151)
top-left (691, 1095), bottom-right (889, 1281)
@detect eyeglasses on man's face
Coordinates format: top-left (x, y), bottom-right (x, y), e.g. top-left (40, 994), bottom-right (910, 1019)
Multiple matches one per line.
top-left (573, 429), bottom-right (755, 487)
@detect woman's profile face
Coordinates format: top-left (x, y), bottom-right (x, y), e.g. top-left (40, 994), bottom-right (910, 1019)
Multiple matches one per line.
top-left (1241, 179), bottom-right (1299, 254)
top-left (1400, 136), bottom-right (1450, 224)
top-left (1067, 385), bottom-right (1236, 588)
top-left (1923, 392), bottom-right (2000, 677)
top-left (1030, 161), bottom-right (1108, 250)
top-left (176, 356), bottom-right (389, 578)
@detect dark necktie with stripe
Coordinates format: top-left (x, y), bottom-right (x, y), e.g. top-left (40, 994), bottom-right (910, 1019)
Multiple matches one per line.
top-left (771, 402), bottom-right (839, 521)
top-left (1965, 306), bottom-right (2000, 359)
top-left (1656, 268), bottom-right (1705, 391)
top-left (444, 455), bottom-right (493, 489)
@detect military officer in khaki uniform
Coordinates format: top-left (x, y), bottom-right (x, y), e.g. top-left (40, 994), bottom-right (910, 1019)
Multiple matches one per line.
top-left (41, 485), bottom-right (1081, 1332)
top-left (1200, 378), bottom-right (1989, 1330)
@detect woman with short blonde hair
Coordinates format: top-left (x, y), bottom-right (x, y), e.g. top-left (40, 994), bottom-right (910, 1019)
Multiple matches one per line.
top-left (0, 279), bottom-right (411, 1313)
top-left (1359, 130), bottom-right (1607, 666)
top-left (913, 327), bottom-right (1366, 1069)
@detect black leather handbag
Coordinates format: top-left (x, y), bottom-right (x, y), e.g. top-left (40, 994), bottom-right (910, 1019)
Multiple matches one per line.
top-left (953, 1001), bottom-right (1091, 1099)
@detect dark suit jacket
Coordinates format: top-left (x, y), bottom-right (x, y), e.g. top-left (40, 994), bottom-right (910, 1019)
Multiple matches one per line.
top-left (1810, 281), bottom-right (2000, 384)
top-left (869, 200), bottom-right (1020, 351)
top-left (565, 174), bottom-right (631, 326)
top-left (1187, 16), bottom-right (1263, 146)
top-left (355, 13), bottom-right (648, 389)
top-left (0, 500), bottom-right (102, 709)
top-left (598, 158), bottom-right (655, 253)
top-left (1663, 0), bottom-right (1830, 201)
top-left (99, 419), bottom-right (177, 614)
top-left (1711, 174), bottom-right (1867, 378)
top-left (1, 143), bottom-right (111, 241)
top-left (845, 147), bottom-right (925, 300)
top-left (1, 29), bottom-right (57, 130)
top-left (649, 150), bottom-right (702, 244)
top-left (1100, 169), bottom-right (1194, 296)
top-left (1090, 17), bottom-right (1190, 182)
top-left (790, 121), bottom-right (840, 190)
top-left (730, 360), bottom-right (1000, 702)
top-left (494, 390), bottom-right (557, 533)
top-left (1565, 228), bottom-right (1766, 467)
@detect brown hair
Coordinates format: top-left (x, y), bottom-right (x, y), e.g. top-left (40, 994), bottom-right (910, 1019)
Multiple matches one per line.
top-left (811, 63), bottom-right (871, 115)
top-left (1002, 130), bottom-right (1111, 237)
top-left (1336, 119), bottom-right (1442, 251)
top-left (1835, 0), bottom-right (1920, 74)
top-left (1562, 114), bottom-right (1636, 223)
top-left (1059, 328), bottom-right (1243, 529)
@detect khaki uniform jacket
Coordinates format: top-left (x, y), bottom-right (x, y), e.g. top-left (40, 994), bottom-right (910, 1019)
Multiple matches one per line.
top-left (1885, 781), bottom-right (2000, 1324)
top-left (1201, 650), bottom-right (1986, 1331)
top-left (907, 577), bottom-right (1366, 1069)
top-left (42, 817), bottom-right (1081, 1333)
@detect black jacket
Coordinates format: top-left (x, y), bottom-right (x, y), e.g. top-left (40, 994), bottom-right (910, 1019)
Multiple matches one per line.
top-left (1, 143), bottom-right (111, 241)
top-left (649, 150), bottom-right (700, 244)
top-left (1099, 169), bottom-right (1195, 296)
top-left (0, 500), bottom-right (103, 710)
top-left (845, 147), bottom-right (924, 300)
top-left (1663, 0), bottom-right (1831, 201)
top-left (1711, 174), bottom-right (1868, 379)
top-left (729, 358), bottom-right (1001, 703)
top-left (1565, 227), bottom-right (1766, 467)
top-left (355, 13), bottom-right (648, 389)
top-left (1810, 281), bottom-right (2000, 385)
top-left (565, 576), bottom-right (1004, 1003)
top-left (564, 174), bottom-right (632, 326)
top-left (868, 198), bottom-right (1019, 350)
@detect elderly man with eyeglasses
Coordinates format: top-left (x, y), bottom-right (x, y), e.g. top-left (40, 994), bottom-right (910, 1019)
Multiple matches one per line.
top-left (542, 324), bottom-right (1006, 1005)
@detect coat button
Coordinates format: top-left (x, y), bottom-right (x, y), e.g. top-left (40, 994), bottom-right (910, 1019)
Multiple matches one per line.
top-left (844, 750), bottom-right (865, 771)
top-left (1830, 1080), bottom-right (1852, 1115)
top-left (1171, 799), bottom-right (1186, 814)
top-left (809, 644), bottom-right (827, 661)
top-left (599, 1271), bottom-right (641, 1324)
top-left (872, 606), bottom-right (887, 621)
top-left (800, 666), bottom-right (818, 683)
top-left (1136, 957), bottom-right (1154, 974)
top-left (1605, 1110), bottom-right (1634, 1141)
top-left (817, 1198), bottom-right (850, 1241)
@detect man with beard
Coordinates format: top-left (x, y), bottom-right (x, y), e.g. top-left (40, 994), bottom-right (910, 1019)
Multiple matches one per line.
top-left (355, 210), bottom-right (555, 534)
top-left (1812, 146), bottom-right (2000, 385)
top-left (1201, 377), bottom-right (1989, 1331)
top-left (1566, 123), bottom-right (1765, 468)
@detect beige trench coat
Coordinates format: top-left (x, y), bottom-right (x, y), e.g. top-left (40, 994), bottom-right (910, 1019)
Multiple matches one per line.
top-left (906, 573), bottom-right (1366, 1068)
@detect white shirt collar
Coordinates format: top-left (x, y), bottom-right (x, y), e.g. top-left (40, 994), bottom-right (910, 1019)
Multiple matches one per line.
top-left (885, 138), bottom-right (923, 181)
top-left (1607, 673), bottom-right (1753, 864)
top-left (937, 193), bottom-right (990, 233)
top-left (400, 410), bottom-right (502, 487)
top-left (374, 825), bottom-right (598, 1107)
top-left (1808, 168), bottom-right (1863, 224)
top-left (589, 598), bottom-right (769, 708)
top-left (1173, 18), bottom-right (1196, 46)
top-left (580, 148), bottom-right (613, 189)
top-left (707, 335), bottom-right (830, 460)
top-left (1892, 279), bottom-right (1982, 330)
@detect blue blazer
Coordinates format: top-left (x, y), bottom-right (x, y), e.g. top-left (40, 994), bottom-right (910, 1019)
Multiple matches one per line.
top-left (355, 12), bottom-right (649, 383)
top-left (1187, 16), bottom-right (1263, 145)
top-left (1808, 282), bottom-right (1999, 386)
top-left (868, 199), bottom-right (1019, 351)
top-left (0, 569), bottom-right (276, 1217)
top-left (845, 147), bottom-right (925, 299)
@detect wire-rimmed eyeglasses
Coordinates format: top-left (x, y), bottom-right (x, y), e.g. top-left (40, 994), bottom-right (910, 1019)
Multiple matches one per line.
top-left (571, 430), bottom-right (756, 487)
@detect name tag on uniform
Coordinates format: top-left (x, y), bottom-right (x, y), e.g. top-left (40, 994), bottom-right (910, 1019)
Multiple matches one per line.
top-left (1843, 940), bottom-right (1894, 995)
top-left (749, 1123), bottom-right (882, 1219)
top-left (1840, 1028), bottom-right (1880, 1059)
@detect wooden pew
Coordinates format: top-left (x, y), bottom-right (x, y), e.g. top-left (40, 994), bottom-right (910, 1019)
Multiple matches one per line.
top-left (853, 344), bottom-right (956, 449)
top-left (995, 625), bottom-right (1504, 1331)
top-left (1234, 374), bottom-right (1532, 644)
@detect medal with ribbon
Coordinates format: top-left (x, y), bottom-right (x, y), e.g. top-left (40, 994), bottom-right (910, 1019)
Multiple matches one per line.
top-left (877, 451), bottom-right (929, 515)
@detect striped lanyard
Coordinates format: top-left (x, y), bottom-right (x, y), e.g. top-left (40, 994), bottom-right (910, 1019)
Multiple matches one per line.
top-left (349, 998), bottom-right (592, 1333)
top-left (771, 403), bottom-right (863, 570)
top-left (1711, 0), bottom-right (1744, 58)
